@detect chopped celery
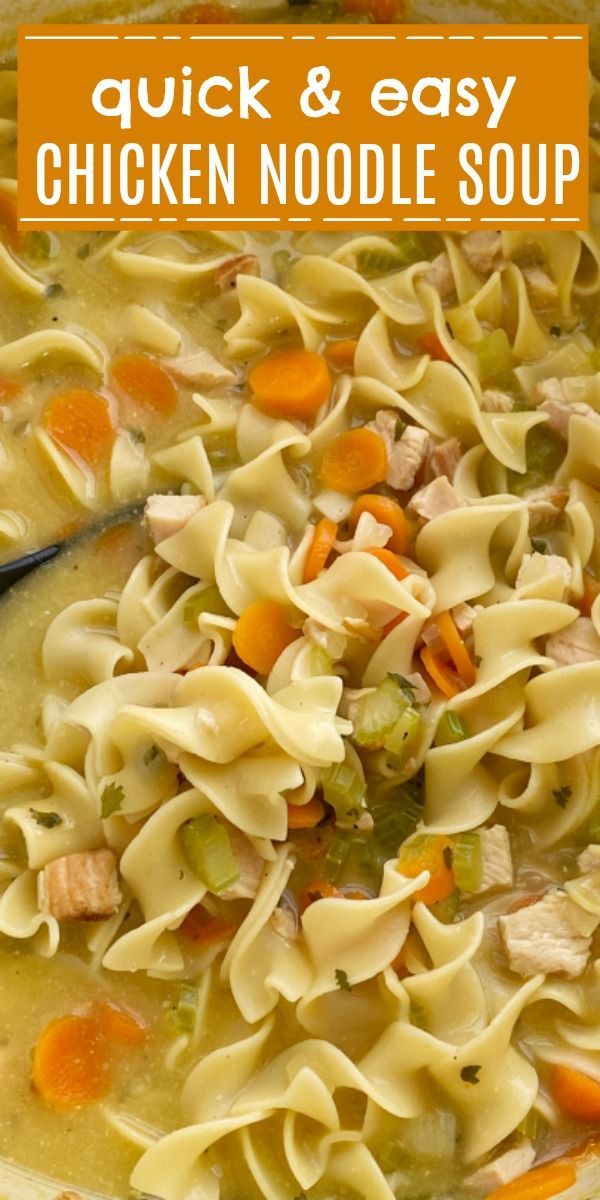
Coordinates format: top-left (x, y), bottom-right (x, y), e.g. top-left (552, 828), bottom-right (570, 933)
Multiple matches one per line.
top-left (475, 329), bottom-right (516, 388)
top-left (435, 710), bottom-right (470, 747)
top-left (353, 677), bottom-right (409, 749)
top-left (356, 248), bottom-right (404, 278)
top-left (430, 889), bottom-right (460, 924)
top-left (509, 425), bottom-right (566, 495)
top-left (171, 983), bottom-right (198, 1034)
top-left (517, 1107), bottom-right (546, 1141)
top-left (370, 787), bottom-right (423, 858)
top-left (383, 706), bottom-right (423, 764)
top-left (453, 833), bottom-right (482, 892)
top-left (183, 585), bottom-right (226, 631)
top-left (179, 815), bottom-right (239, 893)
top-left (322, 742), bottom-right (366, 823)
top-left (400, 1110), bottom-right (457, 1162)
top-left (390, 231), bottom-right (443, 263)
top-left (378, 1141), bottom-right (411, 1173)
top-left (309, 645), bottom-right (333, 676)
top-left (324, 832), bottom-right (352, 882)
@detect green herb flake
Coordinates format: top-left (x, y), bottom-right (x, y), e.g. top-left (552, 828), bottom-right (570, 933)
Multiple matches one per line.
top-left (553, 786), bottom-right (572, 809)
top-left (128, 428), bottom-right (146, 445)
top-left (335, 968), bottom-right (352, 992)
top-left (460, 1064), bottom-right (481, 1084)
top-left (395, 417), bottom-right (407, 440)
top-left (143, 744), bottom-right (162, 767)
top-left (387, 673), bottom-right (417, 701)
top-left (531, 538), bottom-right (548, 555)
top-left (29, 808), bottom-right (62, 829)
top-left (443, 845), bottom-right (454, 870)
top-left (101, 782), bottom-right (125, 819)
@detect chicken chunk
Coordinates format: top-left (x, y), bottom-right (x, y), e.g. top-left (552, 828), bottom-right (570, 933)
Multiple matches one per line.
top-left (498, 889), bottom-right (598, 978)
top-left (40, 849), bottom-right (121, 922)
top-left (538, 397), bottom-right (600, 440)
top-left (219, 829), bottom-right (265, 902)
top-left (577, 845), bottom-right (600, 874)
top-left (523, 266), bottom-right (559, 306)
top-left (451, 602), bottom-right (480, 640)
top-left (462, 230), bottom-right (503, 275)
top-left (481, 388), bottom-right (514, 413)
top-left (303, 617), bottom-right (347, 661)
top-left (145, 493), bottom-right (205, 544)
top-left (214, 253), bottom-right (260, 292)
top-left (515, 552), bottom-right (572, 596)
top-left (533, 377), bottom-right (565, 407)
top-left (409, 476), bottom-right (468, 522)
top-left (525, 485), bottom-right (569, 533)
top-left (165, 348), bottom-right (236, 389)
top-left (425, 436), bottom-right (463, 483)
top-left (545, 616), bottom-right (600, 666)
top-left (424, 252), bottom-right (455, 298)
top-left (466, 1141), bottom-right (536, 1195)
top-left (366, 411), bottom-right (430, 492)
top-left (477, 825), bottom-right (513, 893)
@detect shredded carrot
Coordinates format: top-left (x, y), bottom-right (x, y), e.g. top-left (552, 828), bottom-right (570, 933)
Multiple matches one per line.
top-left (381, 611), bottom-right (408, 638)
top-left (342, 0), bottom-right (404, 20)
top-left (325, 339), bottom-right (359, 371)
top-left (551, 1065), bottom-right (600, 1123)
top-left (320, 428), bottom-right (388, 494)
top-left (32, 1014), bottom-right (110, 1108)
top-left (233, 599), bottom-right (299, 675)
top-left (0, 376), bottom-right (21, 404)
top-left (580, 571), bottom-right (600, 617)
top-left (419, 331), bottom-right (453, 363)
top-left (179, 3), bottom-right (235, 20)
top-left (249, 349), bottom-right (331, 423)
top-left (179, 905), bottom-right (237, 946)
top-left (109, 353), bottom-right (178, 416)
top-left (95, 1002), bottom-right (147, 1047)
top-left (507, 893), bottom-right (542, 914)
top-left (419, 645), bottom-right (460, 699)
top-left (287, 796), bottom-right (326, 830)
top-left (362, 546), bottom-right (410, 582)
top-left (303, 518), bottom-right (338, 584)
top-left (299, 878), bottom-right (340, 912)
top-left (485, 1161), bottom-right (577, 1200)
top-left (397, 835), bottom-right (455, 905)
top-left (44, 389), bottom-right (114, 466)
top-left (350, 493), bottom-right (411, 555)
top-left (0, 189), bottom-right (22, 250)
top-left (436, 611), bottom-right (476, 687)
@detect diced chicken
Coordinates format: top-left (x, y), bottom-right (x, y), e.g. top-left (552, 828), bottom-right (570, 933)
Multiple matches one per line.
top-left (145, 493), bottom-right (205, 544)
top-left (545, 616), bottom-right (600, 666)
top-left (424, 252), bottom-right (455, 298)
top-left (165, 348), bottom-right (236, 389)
top-left (425, 436), bottom-right (463, 483)
top-left (498, 889), bottom-right (599, 978)
top-left (466, 1141), bottom-right (536, 1195)
top-left (515, 552), bottom-right (572, 595)
top-left (303, 617), bottom-right (347, 661)
top-left (219, 829), bottom-right (265, 902)
top-left (481, 388), bottom-right (514, 413)
top-left (525, 485), bottom-right (569, 533)
top-left (409, 476), bottom-right (468, 522)
top-left (462, 231), bottom-right (503, 275)
top-left (533, 377), bottom-right (566, 407)
top-left (270, 905), bottom-right (298, 941)
top-left (539, 397), bottom-right (600, 440)
top-left (577, 845), bottom-right (600, 874)
top-left (403, 671), bottom-right (431, 705)
top-left (366, 411), bottom-right (431, 492)
top-left (523, 266), bottom-right (559, 306)
top-left (476, 826), bottom-right (513, 894)
top-left (39, 849), bottom-right (121, 922)
top-left (451, 602), bottom-right (480, 640)
top-left (214, 253), bottom-right (260, 292)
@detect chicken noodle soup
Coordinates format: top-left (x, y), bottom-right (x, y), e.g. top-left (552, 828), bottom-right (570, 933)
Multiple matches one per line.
top-left (5, 20), bottom-right (600, 1200)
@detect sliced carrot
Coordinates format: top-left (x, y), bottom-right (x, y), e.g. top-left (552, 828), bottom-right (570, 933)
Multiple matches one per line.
top-left (303, 518), bottom-right (338, 584)
top-left (381, 611), bottom-right (408, 637)
top-left (350, 493), bottom-right (411, 555)
top-left (233, 599), bottom-right (299, 675)
top-left (109, 353), bottom-right (178, 416)
top-left (32, 1014), bottom-right (110, 1108)
top-left (44, 389), bottom-right (114, 466)
top-left (0, 376), bottom-right (21, 404)
top-left (320, 428), bottom-right (388, 494)
top-left (179, 3), bottom-right (235, 20)
top-left (249, 349), bottom-right (331, 423)
top-left (419, 331), bottom-right (452, 364)
top-left (0, 190), bottom-right (22, 251)
top-left (436, 611), bottom-right (476, 687)
top-left (507, 893), bottom-right (542, 914)
top-left (485, 1161), bottom-right (577, 1200)
top-left (551, 1065), bottom-right (600, 1123)
top-left (299, 878), bottom-right (340, 912)
top-left (342, 0), bottom-right (404, 20)
top-left (179, 905), bottom-right (237, 946)
top-left (397, 835), bottom-right (455, 905)
top-left (362, 546), bottom-right (410, 582)
top-left (325, 339), bottom-right (359, 371)
top-left (580, 570), bottom-right (600, 617)
top-left (419, 645), bottom-right (460, 699)
top-left (95, 1001), bottom-right (147, 1047)
top-left (287, 796), bottom-right (326, 830)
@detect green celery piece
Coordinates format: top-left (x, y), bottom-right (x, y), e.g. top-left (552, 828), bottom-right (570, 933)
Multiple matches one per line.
top-left (179, 815), bottom-right (239, 894)
top-left (431, 888), bottom-right (461, 924)
top-left (435, 710), bottom-right (470, 747)
top-left (183, 585), bottom-right (226, 631)
top-left (370, 789), bottom-right (423, 858)
top-left (322, 742), bottom-right (366, 822)
top-left (171, 983), bottom-right (198, 1034)
top-left (324, 832), bottom-right (352, 883)
top-left (452, 833), bottom-right (482, 892)
top-left (353, 677), bottom-right (408, 748)
top-left (475, 328), bottom-right (516, 388)
top-left (384, 706), bottom-right (423, 762)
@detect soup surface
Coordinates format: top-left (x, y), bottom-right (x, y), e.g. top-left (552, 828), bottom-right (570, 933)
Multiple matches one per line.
top-left (3, 20), bottom-right (600, 1200)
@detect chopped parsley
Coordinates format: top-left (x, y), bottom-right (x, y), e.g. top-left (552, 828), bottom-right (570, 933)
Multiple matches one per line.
top-left (128, 428), bottom-right (146, 445)
top-left (460, 1064), bottom-right (481, 1084)
top-left (143, 744), bottom-right (162, 767)
top-left (387, 673), bottom-right (417, 702)
top-left (100, 782), bottom-right (125, 819)
top-left (553, 786), bottom-right (572, 809)
top-left (29, 808), bottom-right (62, 829)
top-left (395, 417), bottom-right (407, 440)
top-left (531, 538), bottom-right (548, 555)
top-left (335, 968), bottom-right (352, 992)
top-left (443, 845), bottom-right (454, 870)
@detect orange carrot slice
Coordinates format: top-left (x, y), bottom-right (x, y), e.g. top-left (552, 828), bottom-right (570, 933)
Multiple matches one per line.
top-left (179, 906), bottom-right (237, 946)
top-left (32, 1015), bottom-right (110, 1108)
top-left (485, 1161), bottom-right (577, 1200)
top-left (419, 331), bottom-right (452, 363)
top-left (436, 611), bottom-right (476, 687)
top-left (320, 428), bottom-right (388, 494)
top-left (249, 349), bottom-right (331, 423)
top-left (95, 1002), bottom-right (147, 1047)
top-left (233, 599), bottom-right (299, 675)
top-left (362, 546), bottom-right (410, 582)
top-left (350, 493), bottom-right (411, 554)
top-left (299, 878), bottom-right (340, 912)
top-left (0, 376), bottom-right (21, 404)
top-left (109, 353), bottom-right (178, 415)
top-left (551, 1065), bottom-right (600, 1123)
top-left (303, 518), bottom-right (338, 583)
top-left (287, 796), bottom-right (326, 830)
top-left (419, 645), bottom-right (460, 699)
top-left (325, 339), bottom-right (359, 371)
top-left (44, 389), bottom-right (114, 465)
top-left (397, 835), bottom-right (455, 905)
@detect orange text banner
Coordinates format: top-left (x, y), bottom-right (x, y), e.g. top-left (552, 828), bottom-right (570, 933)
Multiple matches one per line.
top-left (18, 23), bottom-right (589, 230)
